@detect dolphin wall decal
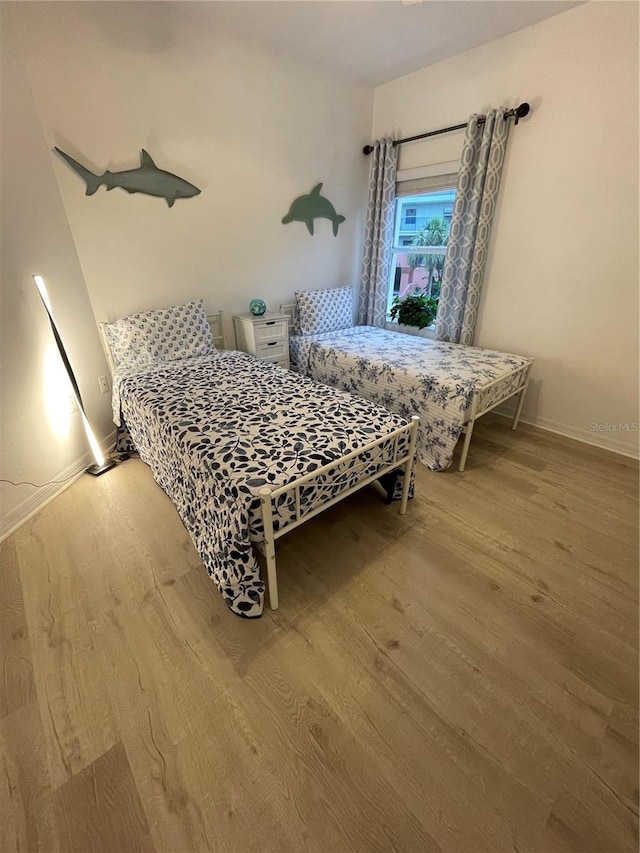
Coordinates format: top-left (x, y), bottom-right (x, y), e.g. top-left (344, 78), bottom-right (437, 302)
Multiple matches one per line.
top-left (281, 183), bottom-right (346, 236)
top-left (54, 147), bottom-right (201, 207)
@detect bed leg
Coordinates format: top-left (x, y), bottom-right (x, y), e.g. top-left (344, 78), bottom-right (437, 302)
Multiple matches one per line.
top-left (259, 487), bottom-right (279, 610)
top-left (511, 383), bottom-right (528, 431)
top-left (400, 416), bottom-right (420, 515)
top-left (459, 419), bottom-right (475, 472)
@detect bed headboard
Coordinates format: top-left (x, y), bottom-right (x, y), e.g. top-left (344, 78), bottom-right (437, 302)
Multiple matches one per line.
top-left (98, 311), bottom-right (228, 375)
top-left (97, 322), bottom-right (115, 374)
top-left (207, 312), bottom-right (226, 351)
top-left (280, 303), bottom-right (297, 329)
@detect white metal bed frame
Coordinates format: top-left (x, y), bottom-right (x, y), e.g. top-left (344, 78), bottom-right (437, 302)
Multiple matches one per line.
top-left (279, 302), bottom-right (532, 473)
top-left (98, 310), bottom-right (419, 610)
top-left (257, 417), bottom-right (418, 609)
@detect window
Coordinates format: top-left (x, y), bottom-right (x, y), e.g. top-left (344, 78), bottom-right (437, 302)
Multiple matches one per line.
top-left (388, 181), bottom-right (457, 325)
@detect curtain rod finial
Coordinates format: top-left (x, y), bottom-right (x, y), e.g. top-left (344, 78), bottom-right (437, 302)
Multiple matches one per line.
top-left (514, 102), bottom-right (530, 125)
top-left (362, 144), bottom-right (374, 156)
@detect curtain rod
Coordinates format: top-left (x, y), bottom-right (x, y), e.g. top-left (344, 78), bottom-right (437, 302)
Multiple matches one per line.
top-left (362, 102), bottom-right (530, 156)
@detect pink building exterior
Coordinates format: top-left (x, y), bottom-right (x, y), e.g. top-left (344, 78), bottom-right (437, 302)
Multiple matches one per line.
top-left (392, 254), bottom-right (442, 300)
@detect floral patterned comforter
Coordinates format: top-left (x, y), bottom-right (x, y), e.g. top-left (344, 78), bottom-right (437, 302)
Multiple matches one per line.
top-left (290, 326), bottom-right (531, 471)
top-left (113, 351), bottom-right (412, 618)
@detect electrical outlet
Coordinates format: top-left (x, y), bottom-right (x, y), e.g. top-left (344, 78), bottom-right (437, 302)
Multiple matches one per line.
top-left (98, 375), bottom-right (110, 394)
top-left (69, 395), bottom-right (79, 414)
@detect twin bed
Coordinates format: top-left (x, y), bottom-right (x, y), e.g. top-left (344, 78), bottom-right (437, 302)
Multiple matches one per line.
top-left (100, 289), bottom-right (532, 618)
top-left (99, 299), bottom-right (418, 618)
top-left (283, 287), bottom-right (533, 473)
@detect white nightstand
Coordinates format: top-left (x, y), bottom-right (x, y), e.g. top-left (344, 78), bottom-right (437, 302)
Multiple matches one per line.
top-left (233, 312), bottom-right (290, 369)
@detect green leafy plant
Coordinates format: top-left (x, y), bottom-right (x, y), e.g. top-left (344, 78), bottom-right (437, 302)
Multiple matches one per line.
top-left (389, 290), bottom-right (439, 330)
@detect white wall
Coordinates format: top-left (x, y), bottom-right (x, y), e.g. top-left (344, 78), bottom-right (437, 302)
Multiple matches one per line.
top-left (15, 2), bottom-right (372, 331)
top-left (373, 2), bottom-right (639, 457)
top-left (0, 10), bottom-right (115, 536)
top-left (1, 2), bottom-right (373, 533)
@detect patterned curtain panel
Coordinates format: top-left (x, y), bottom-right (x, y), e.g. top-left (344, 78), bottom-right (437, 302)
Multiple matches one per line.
top-left (435, 109), bottom-right (511, 345)
top-left (357, 138), bottom-right (398, 327)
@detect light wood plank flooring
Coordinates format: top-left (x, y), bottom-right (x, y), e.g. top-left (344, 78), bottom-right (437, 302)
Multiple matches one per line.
top-left (1, 415), bottom-right (638, 852)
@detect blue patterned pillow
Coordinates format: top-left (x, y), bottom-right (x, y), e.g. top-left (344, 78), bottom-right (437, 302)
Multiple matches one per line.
top-left (294, 286), bottom-right (353, 336)
top-left (105, 299), bottom-right (213, 369)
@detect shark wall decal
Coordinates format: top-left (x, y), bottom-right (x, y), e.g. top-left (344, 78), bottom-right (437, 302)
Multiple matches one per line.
top-left (282, 183), bottom-right (345, 236)
top-left (54, 147), bottom-right (201, 207)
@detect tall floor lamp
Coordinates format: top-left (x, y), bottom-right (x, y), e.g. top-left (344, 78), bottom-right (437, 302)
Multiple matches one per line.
top-left (33, 275), bottom-right (115, 476)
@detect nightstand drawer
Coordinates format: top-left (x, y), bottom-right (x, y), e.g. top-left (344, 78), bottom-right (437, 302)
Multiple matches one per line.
top-left (254, 319), bottom-right (287, 343)
top-left (256, 339), bottom-right (287, 360)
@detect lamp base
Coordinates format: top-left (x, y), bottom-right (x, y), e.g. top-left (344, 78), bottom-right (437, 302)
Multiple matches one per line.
top-left (86, 459), bottom-right (116, 477)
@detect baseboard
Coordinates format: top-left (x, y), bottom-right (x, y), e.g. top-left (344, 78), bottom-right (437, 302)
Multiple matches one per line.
top-left (496, 406), bottom-right (639, 460)
top-left (0, 430), bottom-right (117, 543)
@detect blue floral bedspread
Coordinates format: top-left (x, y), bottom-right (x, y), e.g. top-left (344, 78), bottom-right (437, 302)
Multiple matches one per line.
top-left (290, 326), bottom-right (531, 471)
top-left (113, 351), bottom-right (412, 618)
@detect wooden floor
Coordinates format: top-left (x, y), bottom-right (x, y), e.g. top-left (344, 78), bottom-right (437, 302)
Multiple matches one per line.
top-left (1, 415), bottom-right (638, 853)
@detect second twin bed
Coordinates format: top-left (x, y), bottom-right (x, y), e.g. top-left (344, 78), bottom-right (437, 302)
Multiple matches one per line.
top-left (284, 289), bottom-right (532, 472)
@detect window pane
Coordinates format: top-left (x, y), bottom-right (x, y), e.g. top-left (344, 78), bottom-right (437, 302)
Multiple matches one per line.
top-left (395, 190), bottom-right (455, 244)
top-left (388, 188), bottom-right (456, 317)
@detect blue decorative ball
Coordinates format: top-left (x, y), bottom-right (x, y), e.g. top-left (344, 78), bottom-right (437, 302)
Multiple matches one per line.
top-left (249, 299), bottom-right (266, 316)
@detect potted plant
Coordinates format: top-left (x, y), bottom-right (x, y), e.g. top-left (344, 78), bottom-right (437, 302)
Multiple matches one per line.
top-left (389, 289), bottom-right (439, 330)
